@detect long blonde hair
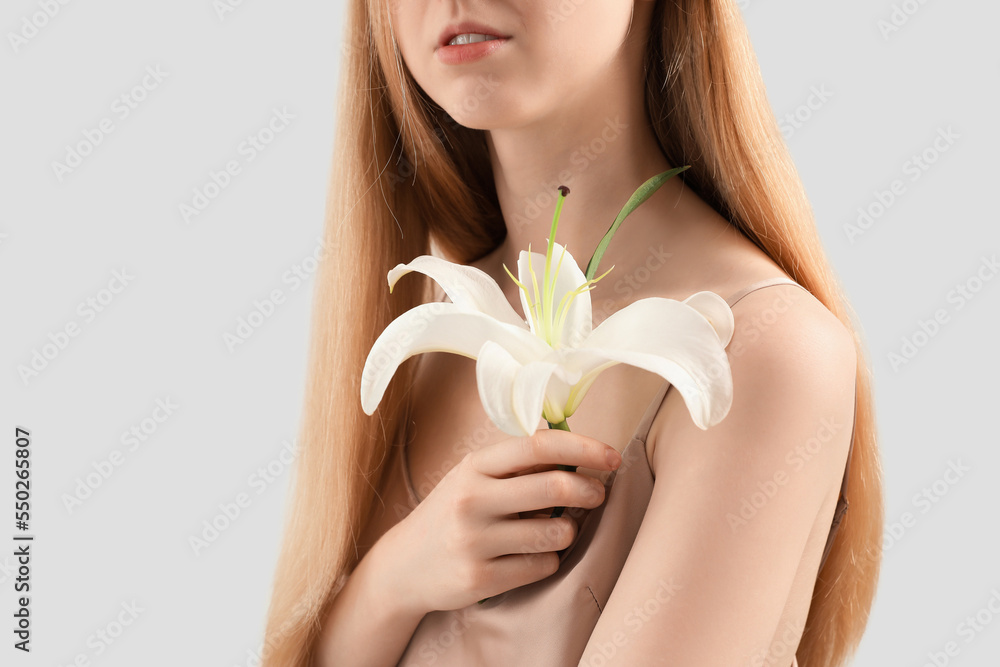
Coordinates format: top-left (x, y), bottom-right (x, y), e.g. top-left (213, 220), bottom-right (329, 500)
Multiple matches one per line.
top-left (262, 1), bottom-right (883, 664)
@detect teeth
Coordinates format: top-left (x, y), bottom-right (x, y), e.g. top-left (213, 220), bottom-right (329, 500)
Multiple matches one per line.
top-left (448, 33), bottom-right (499, 46)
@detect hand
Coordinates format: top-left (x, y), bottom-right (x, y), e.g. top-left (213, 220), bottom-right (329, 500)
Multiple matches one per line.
top-left (381, 429), bottom-right (622, 614)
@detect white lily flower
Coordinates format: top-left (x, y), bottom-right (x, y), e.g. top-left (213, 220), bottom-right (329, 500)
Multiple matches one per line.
top-left (361, 175), bottom-right (734, 437)
top-left (360, 242), bottom-right (735, 437)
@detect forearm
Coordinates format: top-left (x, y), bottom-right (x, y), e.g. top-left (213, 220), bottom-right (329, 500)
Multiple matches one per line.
top-left (314, 530), bottom-right (426, 667)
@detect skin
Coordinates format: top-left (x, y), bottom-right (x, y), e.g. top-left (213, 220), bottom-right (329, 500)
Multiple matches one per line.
top-left (321, 2), bottom-right (859, 665)
top-left (392, 0), bottom-right (683, 276)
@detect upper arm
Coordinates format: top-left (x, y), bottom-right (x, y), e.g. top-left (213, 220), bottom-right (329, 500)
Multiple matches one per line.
top-left (578, 286), bottom-right (857, 665)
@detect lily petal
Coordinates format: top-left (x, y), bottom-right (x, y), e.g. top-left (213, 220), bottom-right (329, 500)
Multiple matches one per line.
top-left (561, 360), bottom-right (615, 418)
top-left (360, 302), bottom-right (549, 415)
top-left (513, 361), bottom-right (573, 432)
top-left (516, 241), bottom-right (592, 347)
top-left (564, 298), bottom-right (733, 429)
top-left (475, 341), bottom-right (527, 437)
top-left (682, 291), bottom-right (735, 347)
top-left (388, 255), bottom-right (527, 329)
top-left (475, 342), bottom-right (582, 436)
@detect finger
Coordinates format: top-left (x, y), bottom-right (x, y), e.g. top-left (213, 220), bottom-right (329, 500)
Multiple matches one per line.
top-left (480, 516), bottom-right (578, 557)
top-left (485, 551), bottom-right (561, 594)
top-left (508, 463), bottom-right (553, 477)
top-left (489, 469), bottom-right (607, 516)
top-left (471, 430), bottom-right (621, 479)
top-left (519, 504), bottom-right (590, 524)
top-left (506, 462), bottom-right (569, 479)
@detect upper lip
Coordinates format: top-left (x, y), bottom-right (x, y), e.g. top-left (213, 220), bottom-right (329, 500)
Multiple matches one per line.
top-left (438, 21), bottom-right (509, 48)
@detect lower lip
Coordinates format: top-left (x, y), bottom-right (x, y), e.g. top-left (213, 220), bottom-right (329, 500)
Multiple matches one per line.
top-left (436, 37), bottom-right (509, 65)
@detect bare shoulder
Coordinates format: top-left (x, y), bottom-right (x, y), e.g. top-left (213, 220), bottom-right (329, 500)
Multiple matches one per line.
top-left (726, 280), bottom-right (856, 375)
top-left (648, 274), bottom-right (857, 498)
top-left (577, 276), bottom-right (859, 664)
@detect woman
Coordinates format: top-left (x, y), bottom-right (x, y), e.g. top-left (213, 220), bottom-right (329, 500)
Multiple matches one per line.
top-left (264, 1), bottom-right (883, 665)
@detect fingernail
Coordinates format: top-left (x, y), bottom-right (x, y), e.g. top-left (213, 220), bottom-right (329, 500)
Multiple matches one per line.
top-left (606, 449), bottom-right (621, 469)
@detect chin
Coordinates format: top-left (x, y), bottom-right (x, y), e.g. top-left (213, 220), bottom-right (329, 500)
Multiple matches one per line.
top-left (444, 96), bottom-right (542, 133)
top-left (445, 112), bottom-right (504, 131)
top-left (423, 72), bottom-right (523, 129)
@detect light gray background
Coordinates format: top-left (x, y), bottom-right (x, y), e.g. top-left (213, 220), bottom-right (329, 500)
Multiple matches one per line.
top-left (1, 1), bottom-right (997, 665)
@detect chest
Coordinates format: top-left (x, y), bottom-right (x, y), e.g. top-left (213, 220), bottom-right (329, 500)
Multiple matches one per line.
top-left (403, 351), bottom-right (665, 503)
top-left (356, 349), bottom-right (667, 562)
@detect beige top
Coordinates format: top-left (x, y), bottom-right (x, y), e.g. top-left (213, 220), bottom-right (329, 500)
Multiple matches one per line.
top-left (391, 277), bottom-right (855, 667)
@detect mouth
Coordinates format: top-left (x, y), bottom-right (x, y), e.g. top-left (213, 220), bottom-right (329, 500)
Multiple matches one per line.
top-left (438, 21), bottom-right (510, 49)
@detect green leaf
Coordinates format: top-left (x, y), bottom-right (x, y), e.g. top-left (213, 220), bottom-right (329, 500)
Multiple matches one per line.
top-left (584, 166), bottom-right (691, 281)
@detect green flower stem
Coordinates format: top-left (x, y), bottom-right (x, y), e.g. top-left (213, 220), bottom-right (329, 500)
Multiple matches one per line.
top-left (546, 419), bottom-right (573, 518)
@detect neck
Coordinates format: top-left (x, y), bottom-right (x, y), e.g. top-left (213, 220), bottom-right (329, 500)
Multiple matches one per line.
top-left (483, 66), bottom-right (682, 282)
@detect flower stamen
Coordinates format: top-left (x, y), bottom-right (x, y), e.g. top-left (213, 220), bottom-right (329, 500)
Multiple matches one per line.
top-left (503, 263), bottom-right (535, 322)
top-left (525, 242), bottom-right (544, 329)
top-left (554, 264), bottom-right (615, 335)
top-left (539, 186), bottom-right (570, 345)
